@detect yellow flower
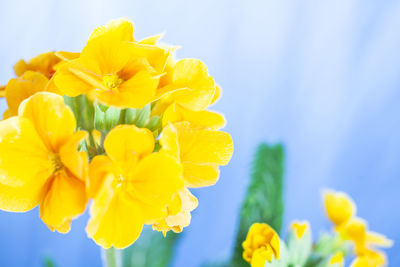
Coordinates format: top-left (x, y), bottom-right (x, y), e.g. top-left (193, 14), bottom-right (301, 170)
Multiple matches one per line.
top-left (0, 92), bottom-right (88, 233)
top-left (160, 59), bottom-right (217, 111)
top-left (329, 251), bottom-right (344, 266)
top-left (86, 125), bottom-right (184, 249)
top-left (152, 57), bottom-right (225, 130)
top-left (160, 122), bottom-right (233, 188)
top-left (291, 221), bottom-right (309, 239)
top-left (323, 189), bottom-right (392, 266)
top-left (13, 51), bottom-right (61, 78)
top-left (152, 188), bottom-right (198, 234)
top-left (339, 218), bottom-right (393, 254)
top-left (324, 190), bottom-right (356, 227)
top-left (3, 71), bottom-right (49, 119)
top-left (54, 19), bottom-right (170, 109)
top-left (242, 223), bottom-right (280, 266)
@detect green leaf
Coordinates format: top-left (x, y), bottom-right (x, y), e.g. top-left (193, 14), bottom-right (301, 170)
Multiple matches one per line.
top-left (122, 227), bottom-right (179, 267)
top-left (230, 143), bottom-right (285, 267)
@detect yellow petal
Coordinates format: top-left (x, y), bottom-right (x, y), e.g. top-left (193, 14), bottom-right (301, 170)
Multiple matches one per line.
top-left (160, 123), bottom-right (180, 158)
top-left (88, 18), bottom-right (134, 42)
top-left (2, 110), bottom-right (12, 120)
top-left (81, 37), bottom-right (133, 75)
top-left (162, 103), bottom-right (226, 130)
top-left (0, 117), bottom-right (51, 187)
top-left (251, 247), bottom-right (271, 267)
top-left (167, 59), bottom-right (216, 111)
top-left (351, 250), bottom-right (387, 267)
top-left (59, 131), bottom-right (88, 181)
top-left (181, 188), bottom-right (198, 211)
top-left (53, 59), bottom-right (96, 97)
top-left (0, 175), bottom-right (47, 212)
top-left (88, 155), bottom-right (115, 198)
top-left (151, 98), bottom-right (174, 116)
top-left (18, 92), bottom-right (76, 152)
top-left (127, 43), bottom-right (168, 73)
top-left (5, 71), bottom-right (49, 117)
top-left (104, 125), bottom-right (155, 170)
top-left (340, 217), bottom-right (367, 248)
top-left (164, 188), bottom-right (198, 230)
top-left (324, 190), bottom-right (356, 227)
top-left (210, 85), bottom-right (222, 105)
top-left (139, 33), bottom-right (164, 45)
top-left (166, 191), bottom-right (183, 216)
top-left (366, 231), bottom-right (393, 248)
top-left (329, 251), bottom-right (344, 266)
top-left (39, 171), bottom-right (87, 233)
top-left (182, 163), bottom-right (220, 188)
top-left (130, 152), bottom-right (183, 219)
top-left (119, 57), bottom-right (156, 77)
top-left (54, 51), bottom-right (80, 61)
top-left (161, 122), bottom-right (232, 187)
top-left (291, 221), bottom-right (310, 239)
top-left (86, 175), bottom-right (144, 249)
top-left (174, 122), bottom-right (233, 165)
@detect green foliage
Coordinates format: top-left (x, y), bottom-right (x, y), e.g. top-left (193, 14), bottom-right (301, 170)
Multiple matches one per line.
top-left (230, 143), bottom-right (285, 267)
top-left (122, 227), bottom-right (179, 267)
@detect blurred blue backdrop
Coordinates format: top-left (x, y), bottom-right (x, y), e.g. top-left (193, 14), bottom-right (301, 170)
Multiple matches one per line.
top-left (0, 0), bottom-right (399, 266)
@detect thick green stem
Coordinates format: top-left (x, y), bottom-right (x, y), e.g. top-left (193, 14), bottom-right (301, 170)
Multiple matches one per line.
top-left (101, 247), bottom-right (122, 267)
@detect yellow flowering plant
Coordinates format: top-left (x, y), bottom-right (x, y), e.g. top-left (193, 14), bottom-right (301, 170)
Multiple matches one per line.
top-left (238, 189), bottom-right (393, 267)
top-left (0, 18), bottom-right (233, 266)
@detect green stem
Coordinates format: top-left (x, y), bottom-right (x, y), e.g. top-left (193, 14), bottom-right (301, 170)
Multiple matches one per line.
top-left (101, 247), bottom-right (122, 267)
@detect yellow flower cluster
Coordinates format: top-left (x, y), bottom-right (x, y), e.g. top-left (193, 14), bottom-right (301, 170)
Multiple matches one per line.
top-left (242, 189), bottom-right (392, 267)
top-left (324, 190), bottom-right (393, 267)
top-left (0, 18), bottom-right (233, 249)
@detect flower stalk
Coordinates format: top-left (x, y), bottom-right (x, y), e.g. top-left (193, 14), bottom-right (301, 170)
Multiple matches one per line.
top-left (101, 247), bottom-right (122, 267)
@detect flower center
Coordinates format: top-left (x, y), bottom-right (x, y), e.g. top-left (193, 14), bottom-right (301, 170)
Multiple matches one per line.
top-left (116, 175), bottom-right (124, 188)
top-left (102, 74), bottom-right (123, 89)
top-left (50, 154), bottom-right (63, 173)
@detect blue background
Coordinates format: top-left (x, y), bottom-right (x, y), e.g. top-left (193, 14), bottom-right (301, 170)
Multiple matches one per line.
top-left (0, 0), bottom-right (399, 266)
